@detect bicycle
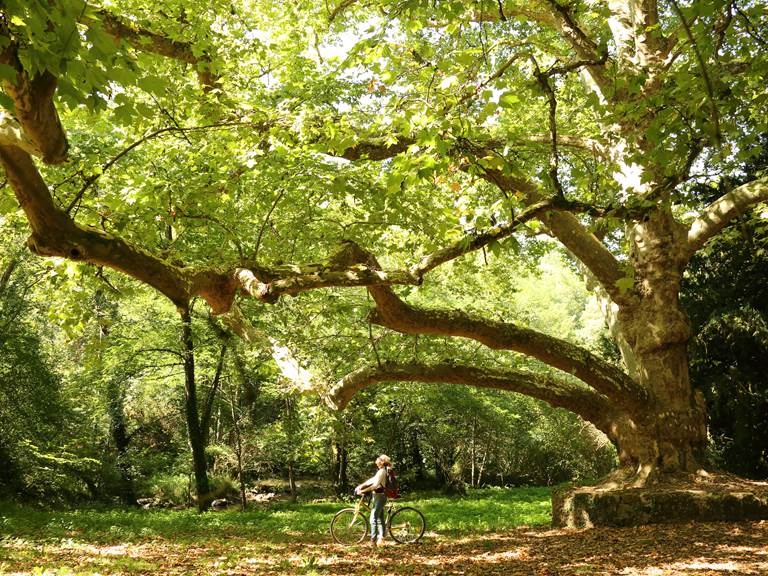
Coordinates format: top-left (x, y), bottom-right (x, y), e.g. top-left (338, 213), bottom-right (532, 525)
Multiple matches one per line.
top-left (330, 493), bottom-right (426, 545)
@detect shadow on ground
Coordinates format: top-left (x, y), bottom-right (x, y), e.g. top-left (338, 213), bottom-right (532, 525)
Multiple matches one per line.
top-left (2, 520), bottom-right (767, 575)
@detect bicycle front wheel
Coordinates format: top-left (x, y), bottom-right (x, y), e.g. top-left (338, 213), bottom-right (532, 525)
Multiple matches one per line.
top-left (388, 506), bottom-right (425, 544)
top-left (330, 508), bottom-right (369, 545)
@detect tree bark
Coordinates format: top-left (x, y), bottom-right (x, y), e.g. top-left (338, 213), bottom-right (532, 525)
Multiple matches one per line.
top-left (106, 377), bottom-right (137, 506)
top-left (179, 308), bottom-right (212, 512)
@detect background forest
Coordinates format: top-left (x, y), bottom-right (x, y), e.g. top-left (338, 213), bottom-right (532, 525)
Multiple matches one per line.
top-left (2, 176), bottom-right (766, 507)
top-left (1, 217), bottom-right (618, 505)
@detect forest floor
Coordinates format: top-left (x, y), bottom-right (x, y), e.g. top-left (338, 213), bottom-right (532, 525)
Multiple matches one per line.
top-left (1, 489), bottom-right (767, 575)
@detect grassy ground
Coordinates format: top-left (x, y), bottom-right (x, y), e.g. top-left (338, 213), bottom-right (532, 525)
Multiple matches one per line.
top-left (1, 487), bottom-right (767, 575)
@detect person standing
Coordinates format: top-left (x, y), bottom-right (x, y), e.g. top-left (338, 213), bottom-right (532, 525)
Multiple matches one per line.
top-left (355, 454), bottom-right (391, 547)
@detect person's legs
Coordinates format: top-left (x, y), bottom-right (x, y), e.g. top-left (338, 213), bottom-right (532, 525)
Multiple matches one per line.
top-left (373, 494), bottom-right (387, 544)
top-left (370, 494), bottom-right (386, 544)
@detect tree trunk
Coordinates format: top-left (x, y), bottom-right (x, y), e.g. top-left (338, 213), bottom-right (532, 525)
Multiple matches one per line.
top-left (611, 210), bottom-right (708, 480)
top-left (287, 461), bottom-right (297, 500)
top-left (180, 308), bottom-right (212, 512)
top-left (228, 382), bottom-right (247, 511)
top-left (470, 419), bottom-right (476, 487)
top-left (106, 378), bottom-right (137, 506)
top-left (332, 440), bottom-right (349, 495)
top-left (549, 210), bottom-right (766, 527)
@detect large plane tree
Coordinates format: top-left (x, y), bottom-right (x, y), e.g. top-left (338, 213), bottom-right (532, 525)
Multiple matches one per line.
top-left (1, 0), bottom-right (767, 524)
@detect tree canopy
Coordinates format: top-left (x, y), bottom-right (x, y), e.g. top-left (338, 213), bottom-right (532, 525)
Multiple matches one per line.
top-left (2, 0), bottom-right (768, 523)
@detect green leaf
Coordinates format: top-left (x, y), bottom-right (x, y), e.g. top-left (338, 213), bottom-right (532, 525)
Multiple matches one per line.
top-left (0, 92), bottom-right (15, 112)
top-left (0, 63), bottom-right (19, 84)
top-left (477, 102), bottom-right (498, 123)
top-left (385, 172), bottom-right (405, 193)
top-left (615, 277), bottom-right (635, 294)
top-left (498, 92), bottom-right (520, 108)
top-left (0, 191), bottom-right (18, 214)
top-left (108, 65), bottom-right (137, 86)
top-left (137, 76), bottom-right (167, 95)
top-left (478, 156), bottom-right (506, 171)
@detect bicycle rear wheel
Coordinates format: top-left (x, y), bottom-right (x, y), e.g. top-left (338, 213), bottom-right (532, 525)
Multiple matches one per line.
top-left (330, 508), bottom-right (369, 545)
top-left (388, 506), bottom-right (425, 544)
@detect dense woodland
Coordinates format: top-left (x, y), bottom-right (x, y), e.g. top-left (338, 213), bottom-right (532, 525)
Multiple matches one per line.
top-left (1, 0), bottom-right (767, 526)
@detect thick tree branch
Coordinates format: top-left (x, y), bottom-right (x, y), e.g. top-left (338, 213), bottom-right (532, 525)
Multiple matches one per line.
top-left (338, 134), bottom-right (626, 301)
top-left (340, 133), bottom-right (610, 162)
top-left (339, 137), bottom-right (414, 161)
top-left (0, 145), bottom-right (201, 307)
top-left (686, 175), bottom-right (768, 256)
top-left (541, 0), bottom-right (611, 94)
top-left (95, 10), bottom-right (221, 91)
top-left (234, 265), bottom-right (421, 305)
top-left (232, 198), bottom-right (594, 305)
top-left (364, 284), bottom-right (650, 416)
top-left (0, 39), bottom-right (68, 163)
top-left (475, 167), bottom-right (628, 301)
top-left (0, 113), bottom-right (46, 157)
top-left (325, 360), bottom-right (620, 436)
top-left (524, 134), bottom-right (609, 158)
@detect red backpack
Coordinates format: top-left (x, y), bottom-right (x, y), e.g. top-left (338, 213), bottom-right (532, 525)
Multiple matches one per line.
top-left (384, 466), bottom-right (400, 499)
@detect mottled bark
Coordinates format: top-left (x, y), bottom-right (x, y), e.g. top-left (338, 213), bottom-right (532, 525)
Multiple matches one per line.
top-left (363, 286), bottom-right (649, 416)
top-left (687, 176), bottom-right (768, 256)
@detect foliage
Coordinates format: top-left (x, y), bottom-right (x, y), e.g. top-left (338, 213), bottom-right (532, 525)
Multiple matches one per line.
top-left (681, 143), bottom-right (768, 479)
top-left (4, 0), bottom-right (768, 510)
top-left (0, 487), bottom-right (550, 545)
top-left (0, 220), bottom-right (101, 502)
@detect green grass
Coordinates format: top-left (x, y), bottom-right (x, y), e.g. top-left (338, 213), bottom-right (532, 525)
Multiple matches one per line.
top-left (0, 487), bottom-right (550, 544)
top-left (414, 486), bottom-right (552, 533)
top-left (0, 489), bottom-right (551, 574)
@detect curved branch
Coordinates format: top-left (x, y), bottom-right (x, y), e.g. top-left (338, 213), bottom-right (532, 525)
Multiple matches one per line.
top-left (95, 10), bottom-right (221, 91)
top-left (541, 0), bottom-right (611, 95)
top-left (338, 132), bottom-right (610, 163)
top-left (337, 134), bottom-right (627, 301)
top-left (686, 175), bottom-right (768, 256)
top-left (365, 284), bottom-right (650, 416)
top-left (474, 167), bottom-right (628, 302)
top-left (234, 265), bottom-right (421, 304)
top-left (0, 145), bottom-right (199, 307)
top-left (328, 0), bottom-right (361, 23)
top-left (0, 40), bottom-right (68, 163)
top-left (339, 137), bottom-right (414, 161)
top-left (325, 360), bottom-right (620, 436)
top-left (411, 199), bottom-right (556, 276)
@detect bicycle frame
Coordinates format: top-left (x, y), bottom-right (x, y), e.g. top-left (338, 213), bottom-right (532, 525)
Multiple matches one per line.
top-left (352, 494), bottom-right (396, 518)
top-left (330, 493), bottom-right (426, 545)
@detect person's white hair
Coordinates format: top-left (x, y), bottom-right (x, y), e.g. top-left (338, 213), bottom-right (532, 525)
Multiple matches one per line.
top-left (377, 454), bottom-right (391, 466)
